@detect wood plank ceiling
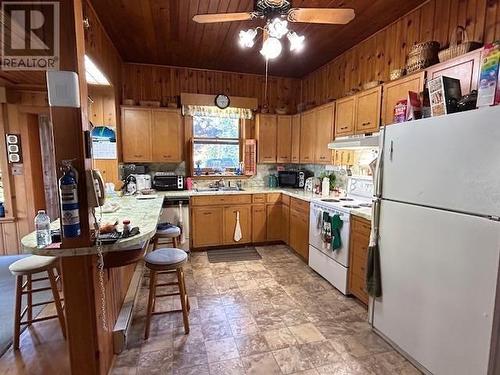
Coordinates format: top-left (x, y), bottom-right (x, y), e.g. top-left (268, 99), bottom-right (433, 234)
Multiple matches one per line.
top-left (90, 0), bottom-right (428, 78)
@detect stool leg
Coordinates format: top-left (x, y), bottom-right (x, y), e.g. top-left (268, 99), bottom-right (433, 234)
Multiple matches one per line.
top-left (183, 269), bottom-right (190, 312)
top-left (176, 267), bottom-right (189, 334)
top-left (172, 236), bottom-right (178, 248)
top-left (13, 275), bottom-right (22, 350)
top-left (26, 274), bottom-right (33, 325)
top-left (47, 268), bottom-right (66, 339)
top-left (144, 270), bottom-right (157, 339)
top-left (153, 236), bottom-right (159, 251)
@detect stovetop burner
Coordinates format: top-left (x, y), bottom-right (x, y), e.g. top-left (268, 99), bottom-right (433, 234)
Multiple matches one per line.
top-left (321, 198), bottom-right (341, 203)
top-left (359, 203), bottom-right (373, 208)
top-left (343, 204), bottom-right (361, 209)
top-left (339, 198), bottom-right (354, 201)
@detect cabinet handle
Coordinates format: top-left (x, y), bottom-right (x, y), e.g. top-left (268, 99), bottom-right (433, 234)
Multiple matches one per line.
top-left (320, 156), bottom-right (326, 160)
top-left (340, 126), bottom-right (348, 130)
top-left (362, 122), bottom-right (371, 127)
top-left (134, 154), bottom-right (142, 157)
top-left (163, 155), bottom-right (172, 158)
top-left (203, 212), bottom-right (212, 215)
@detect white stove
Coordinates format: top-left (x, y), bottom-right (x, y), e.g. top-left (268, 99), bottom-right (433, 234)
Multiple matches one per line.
top-left (308, 177), bottom-right (373, 294)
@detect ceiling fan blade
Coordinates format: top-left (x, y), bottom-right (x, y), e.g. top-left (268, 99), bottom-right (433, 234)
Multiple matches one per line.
top-left (192, 12), bottom-right (253, 24)
top-left (288, 8), bottom-right (355, 25)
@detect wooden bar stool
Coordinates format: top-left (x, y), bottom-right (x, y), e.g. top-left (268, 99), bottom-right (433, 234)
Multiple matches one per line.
top-left (9, 255), bottom-right (66, 349)
top-left (153, 224), bottom-right (182, 250)
top-left (144, 248), bottom-right (190, 339)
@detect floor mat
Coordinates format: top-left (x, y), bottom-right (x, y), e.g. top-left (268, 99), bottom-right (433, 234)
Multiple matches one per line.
top-left (207, 247), bottom-right (262, 263)
top-left (0, 255), bottom-right (52, 356)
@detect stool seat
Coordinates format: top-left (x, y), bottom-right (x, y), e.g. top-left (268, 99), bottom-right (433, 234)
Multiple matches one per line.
top-left (9, 255), bottom-right (57, 275)
top-left (145, 248), bottom-right (187, 271)
top-left (156, 225), bottom-right (181, 238)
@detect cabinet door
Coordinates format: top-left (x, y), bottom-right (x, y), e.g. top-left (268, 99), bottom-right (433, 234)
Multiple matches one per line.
top-left (355, 86), bottom-right (381, 134)
top-left (382, 72), bottom-right (425, 126)
top-left (266, 203), bottom-right (282, 241)
top-left (299, 111), bottom-right (316, 163)
top-left (252, 204), bottom-right (267, 243)
top-left (315, 103), bottom-right (335, 164)
top-left (151, 110), bottom-right (182, 162)
top-left (257, 114), bottom-right (277, 163)
top-left (335, 96), bottom-right (356, 136)
top-left (282, 204), bottom-right (290, 245)
top-left (223, 205), bottom-right (251, 245)
top-left (289, 208), bottom-right (309, 260)
top-left (121, 108), bottom-right (151, 162)
top-left (192, 207), bottom-right (223, 247)
top-left (93, 159), bottom-right (120, 188)
top-left (290, 114), bottom-right (301, 163)
top-left (276, 116), bottom-right (292, 163)
top-left (348, 231), bottom-right (369, 305)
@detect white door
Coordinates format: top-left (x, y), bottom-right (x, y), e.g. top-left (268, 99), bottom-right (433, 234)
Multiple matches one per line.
top-left (373, 199), bottom-right (500, 375)
top-left (381, 106), bottom-right (500, 217)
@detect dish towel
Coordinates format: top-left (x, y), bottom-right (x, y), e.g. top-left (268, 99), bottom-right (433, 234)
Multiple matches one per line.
top-left (234, 211), bottom-right (242, 242)
top-left (316, 208), bottom-right (323, 230)
top-left (330, 214), bottom-right (343, 251)
top-left (321, 212), bottom-right (332, 246)
top-left (366, 200), bottom-right (382, 297)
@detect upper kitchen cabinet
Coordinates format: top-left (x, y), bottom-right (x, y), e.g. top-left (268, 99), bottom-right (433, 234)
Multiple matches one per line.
top-left (299, 110), bottom-right (316, 164)
top-left (314, 103), bottom-right (335, 164)
top-left (256, 114), bottom-right (277, 163)
top-left (276, 115), bottom-right (292, 164)
top-left (290, 114), bottom-right (301, 164)
top-left (89, 86), bottom-right (116, 126)
top-left (151, 109), bottom-right (183, 163)
top-left (426, 48), bottom-right (482, 95)
top-left (382, 72), bottom-right (425, 126)
top-left (335, 95), bottom-right (356, 137)
top-left (121, 107), bottom-right (152, 162)
top-left (355, 86), bottom-right (382, 134)
top-left (121, 107), bottom-right (183, 163)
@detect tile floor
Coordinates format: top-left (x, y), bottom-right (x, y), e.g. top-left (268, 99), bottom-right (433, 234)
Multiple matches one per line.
top-left (111, 245), bottom-right (421, 375)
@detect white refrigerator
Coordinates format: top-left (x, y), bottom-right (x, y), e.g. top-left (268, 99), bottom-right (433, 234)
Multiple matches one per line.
top-left (372, 106), bottom-right (500, 375)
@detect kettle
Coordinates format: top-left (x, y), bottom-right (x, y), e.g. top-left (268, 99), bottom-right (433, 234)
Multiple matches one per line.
top-left (268, 174), bottom-right (278, 188)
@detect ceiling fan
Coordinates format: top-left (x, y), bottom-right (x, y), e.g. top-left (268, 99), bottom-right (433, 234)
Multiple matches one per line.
top-left (193, 0), bottom-right (355, 60)
top-left (192, 0), bottom-right (355, 26)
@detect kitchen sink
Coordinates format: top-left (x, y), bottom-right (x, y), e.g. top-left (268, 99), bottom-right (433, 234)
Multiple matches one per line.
top-left (196, 187), bottom-right (244, 192)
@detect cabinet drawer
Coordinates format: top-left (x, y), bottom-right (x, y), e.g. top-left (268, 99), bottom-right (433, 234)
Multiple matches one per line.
top-left (266, 193), bottom-right (282, 204)
top-left (252, 194), bottom-right (266, 204)
top-left (191, 194), bottom-right (252, 206)
top-left (290, 197), bottom-right (309, 214)
top-left (350, 274), bottom-right (368, 305)
top-left (351, 217), bottom-right (371, 236)
top-left (281, 194), bottom-right (291, 206)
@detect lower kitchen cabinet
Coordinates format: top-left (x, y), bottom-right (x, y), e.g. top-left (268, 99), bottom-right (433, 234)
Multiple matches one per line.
top-left (252, 205), bottom-right (267, 243)
top-left (348, 215), bottom-right (371, 305)
top-left (289, 208), bottom-right (309, 260)
top-left (282, 203), bottom-right (290, 245)
top-left (266, 203), bottom-right (283, 241)
top-left (191, 207), bottom-right (224, 247)
top-left (223, 205), bottom-right (251, 245)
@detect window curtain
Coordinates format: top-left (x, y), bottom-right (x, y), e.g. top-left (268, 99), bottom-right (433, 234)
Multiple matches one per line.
top-left (182, 105), bottom-right (253, 120)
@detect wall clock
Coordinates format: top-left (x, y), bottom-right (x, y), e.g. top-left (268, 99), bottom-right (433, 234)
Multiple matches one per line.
top-left (215, 94), bottom-right (230, 109)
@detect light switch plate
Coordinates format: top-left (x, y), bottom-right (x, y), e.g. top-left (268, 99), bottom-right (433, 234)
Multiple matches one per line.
top-left (46, 71), bottom-right (81, 108)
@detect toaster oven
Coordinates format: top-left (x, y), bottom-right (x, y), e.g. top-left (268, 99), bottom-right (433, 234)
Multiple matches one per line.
top-left (153, 173), bottom-right (185, 191)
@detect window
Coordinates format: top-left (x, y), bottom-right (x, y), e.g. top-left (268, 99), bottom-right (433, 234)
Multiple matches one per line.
top-left (193, 116), bottom-right (241, 175)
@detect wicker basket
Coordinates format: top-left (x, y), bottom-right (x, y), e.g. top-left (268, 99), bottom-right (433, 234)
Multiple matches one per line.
top-left (406, 41), bottom-right (440, 73)
top-left (438, 26), bottom-right (482, 63)
top-left (390, 68), bottom-right (406, 81)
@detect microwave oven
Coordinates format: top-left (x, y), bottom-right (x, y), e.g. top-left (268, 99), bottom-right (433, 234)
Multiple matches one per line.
top-left (277, 170), bottom-right (312, 188)
top-left (153, 173), bottom-right (185, 191)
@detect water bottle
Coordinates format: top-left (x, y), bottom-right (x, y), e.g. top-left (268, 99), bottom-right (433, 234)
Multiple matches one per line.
top-left (35, 210), bottom-right (52, 247)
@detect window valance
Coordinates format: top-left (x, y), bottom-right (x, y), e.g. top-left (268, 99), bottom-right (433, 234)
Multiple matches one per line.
top-left (182, 105), bottom-right (253, 120)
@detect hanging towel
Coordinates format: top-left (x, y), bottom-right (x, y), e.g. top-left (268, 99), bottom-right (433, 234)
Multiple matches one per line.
top-left (234, 211), bottom-right (242, 242)
top-left (321, 212), bottom-right (332, 248)
top-left (330, 214), bottom-right (343, 251)
top-left (366, 200), bottom-right (382, 297)
top-left (316, 208), bottom-right (324, 230)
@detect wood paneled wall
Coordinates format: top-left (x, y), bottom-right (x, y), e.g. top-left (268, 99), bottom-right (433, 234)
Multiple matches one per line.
top-left (301, 0), bottom-right (500, 105)
top-left (122, 63), bottom-right (302, 112)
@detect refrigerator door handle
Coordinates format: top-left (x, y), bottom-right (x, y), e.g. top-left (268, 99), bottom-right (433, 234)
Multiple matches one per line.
top-left (389, 140), bottom-right (394, 161)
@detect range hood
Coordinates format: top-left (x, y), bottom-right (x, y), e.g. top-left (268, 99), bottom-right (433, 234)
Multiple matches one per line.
top-left (328, 133), bottom-right (380, 149)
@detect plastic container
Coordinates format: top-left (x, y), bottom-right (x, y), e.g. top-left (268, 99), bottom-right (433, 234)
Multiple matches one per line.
top-left (322, 177), bottom-right (330, 197)
top-left (268, 174), bottom-right (278, 188)
top-left (35, 210), bottom-right (52, 248)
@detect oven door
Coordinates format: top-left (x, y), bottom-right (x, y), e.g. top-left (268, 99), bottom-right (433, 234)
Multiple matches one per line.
top-left (309, 204), bottom-right (350, 267)
top-left (278, 172), bottom-right (297, 187)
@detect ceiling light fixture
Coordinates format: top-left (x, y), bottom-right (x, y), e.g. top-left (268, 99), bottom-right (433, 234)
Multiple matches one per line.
top-left (260, 37), bottom-right (282, 60)
top-left (287, 31), bottom-right (305, 52)
top-left (238, 29), bottom-right (257, 48)
top-left (237, 17), bottom-right (305, 60)
top-left (84, 55), bottom-right (110, 85)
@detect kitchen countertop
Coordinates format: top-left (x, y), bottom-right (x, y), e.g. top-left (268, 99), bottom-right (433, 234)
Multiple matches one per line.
top-left (21, 195), bottom-right (164, 257)
top-left (350, 207), bottom-right (373, 221)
